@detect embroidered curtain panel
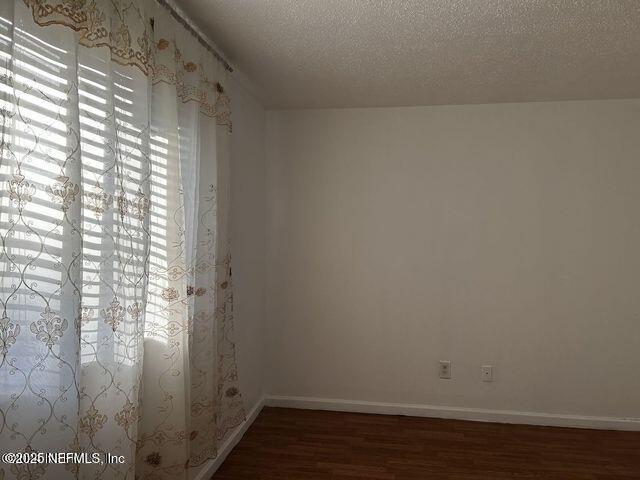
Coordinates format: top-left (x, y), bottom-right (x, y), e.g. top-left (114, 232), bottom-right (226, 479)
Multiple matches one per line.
top-left (0, 1), bottom-right (244, 479)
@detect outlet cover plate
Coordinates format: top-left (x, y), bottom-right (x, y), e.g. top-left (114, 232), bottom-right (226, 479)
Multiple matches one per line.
top-left (481, 365), bottom-right (493, 382)
top-left (439, 360), bottom-right (451, 379)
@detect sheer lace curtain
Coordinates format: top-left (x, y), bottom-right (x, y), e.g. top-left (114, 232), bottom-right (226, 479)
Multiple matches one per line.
top-left (0, 1), bottom-right (244, 478)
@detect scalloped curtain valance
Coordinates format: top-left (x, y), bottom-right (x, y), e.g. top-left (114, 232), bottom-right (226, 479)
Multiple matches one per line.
top-left (0, 1), bottom-right (243, 479)
top-left (24, 0), bottom-right (232, 129)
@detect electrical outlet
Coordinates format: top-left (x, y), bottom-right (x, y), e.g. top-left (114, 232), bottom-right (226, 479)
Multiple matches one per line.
top-left (439, 360), bottom-right (451, 379)
top-left (481, 365), bottom-right (493, 382)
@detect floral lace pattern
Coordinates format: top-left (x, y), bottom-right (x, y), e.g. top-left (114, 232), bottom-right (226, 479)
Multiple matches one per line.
top-left (23, 0), bottom-right (232, 128)
top-left (154, 37), bottom-right (233, 131)
top-left (24, 0), bottom-right (152, 73)
top-left (0, 314), bottom-right (19, 356)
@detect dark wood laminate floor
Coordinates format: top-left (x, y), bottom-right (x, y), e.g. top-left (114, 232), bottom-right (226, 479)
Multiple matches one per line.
top-left (212, 407), bottom-right (640, 479)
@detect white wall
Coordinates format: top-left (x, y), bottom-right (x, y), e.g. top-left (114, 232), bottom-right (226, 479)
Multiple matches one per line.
top-left (265, 99), bottom-right (640, 419)
top-left (229, 78), bottom-right (266, 412)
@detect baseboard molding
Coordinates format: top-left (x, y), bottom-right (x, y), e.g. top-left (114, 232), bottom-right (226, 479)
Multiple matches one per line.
top-left (265, 395), bottom-right (640, 431)
top-left (194, 395), bottom-right (266, 480)
top-left (192, 391), bottom-right (639, 480)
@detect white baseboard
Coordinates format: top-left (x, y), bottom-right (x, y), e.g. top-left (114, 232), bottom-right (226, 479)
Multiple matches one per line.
top-left (265, 395), bottom-right (640, 431)
top-left (192, 392), bottom-right (639, 480)
top-left (194, 395), bottom-right (266, 480)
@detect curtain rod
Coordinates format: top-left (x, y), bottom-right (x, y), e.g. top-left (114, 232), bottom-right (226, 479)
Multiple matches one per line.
top-left (154, 0), bottom-right (234, 73)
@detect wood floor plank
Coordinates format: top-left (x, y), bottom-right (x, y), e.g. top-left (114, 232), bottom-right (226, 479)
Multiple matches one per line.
top-left (212, 407), bottom-right (640, 479)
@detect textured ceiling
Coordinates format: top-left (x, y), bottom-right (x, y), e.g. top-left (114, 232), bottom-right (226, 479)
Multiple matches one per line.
top-left (178, 0), bottom-right (640, 109)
